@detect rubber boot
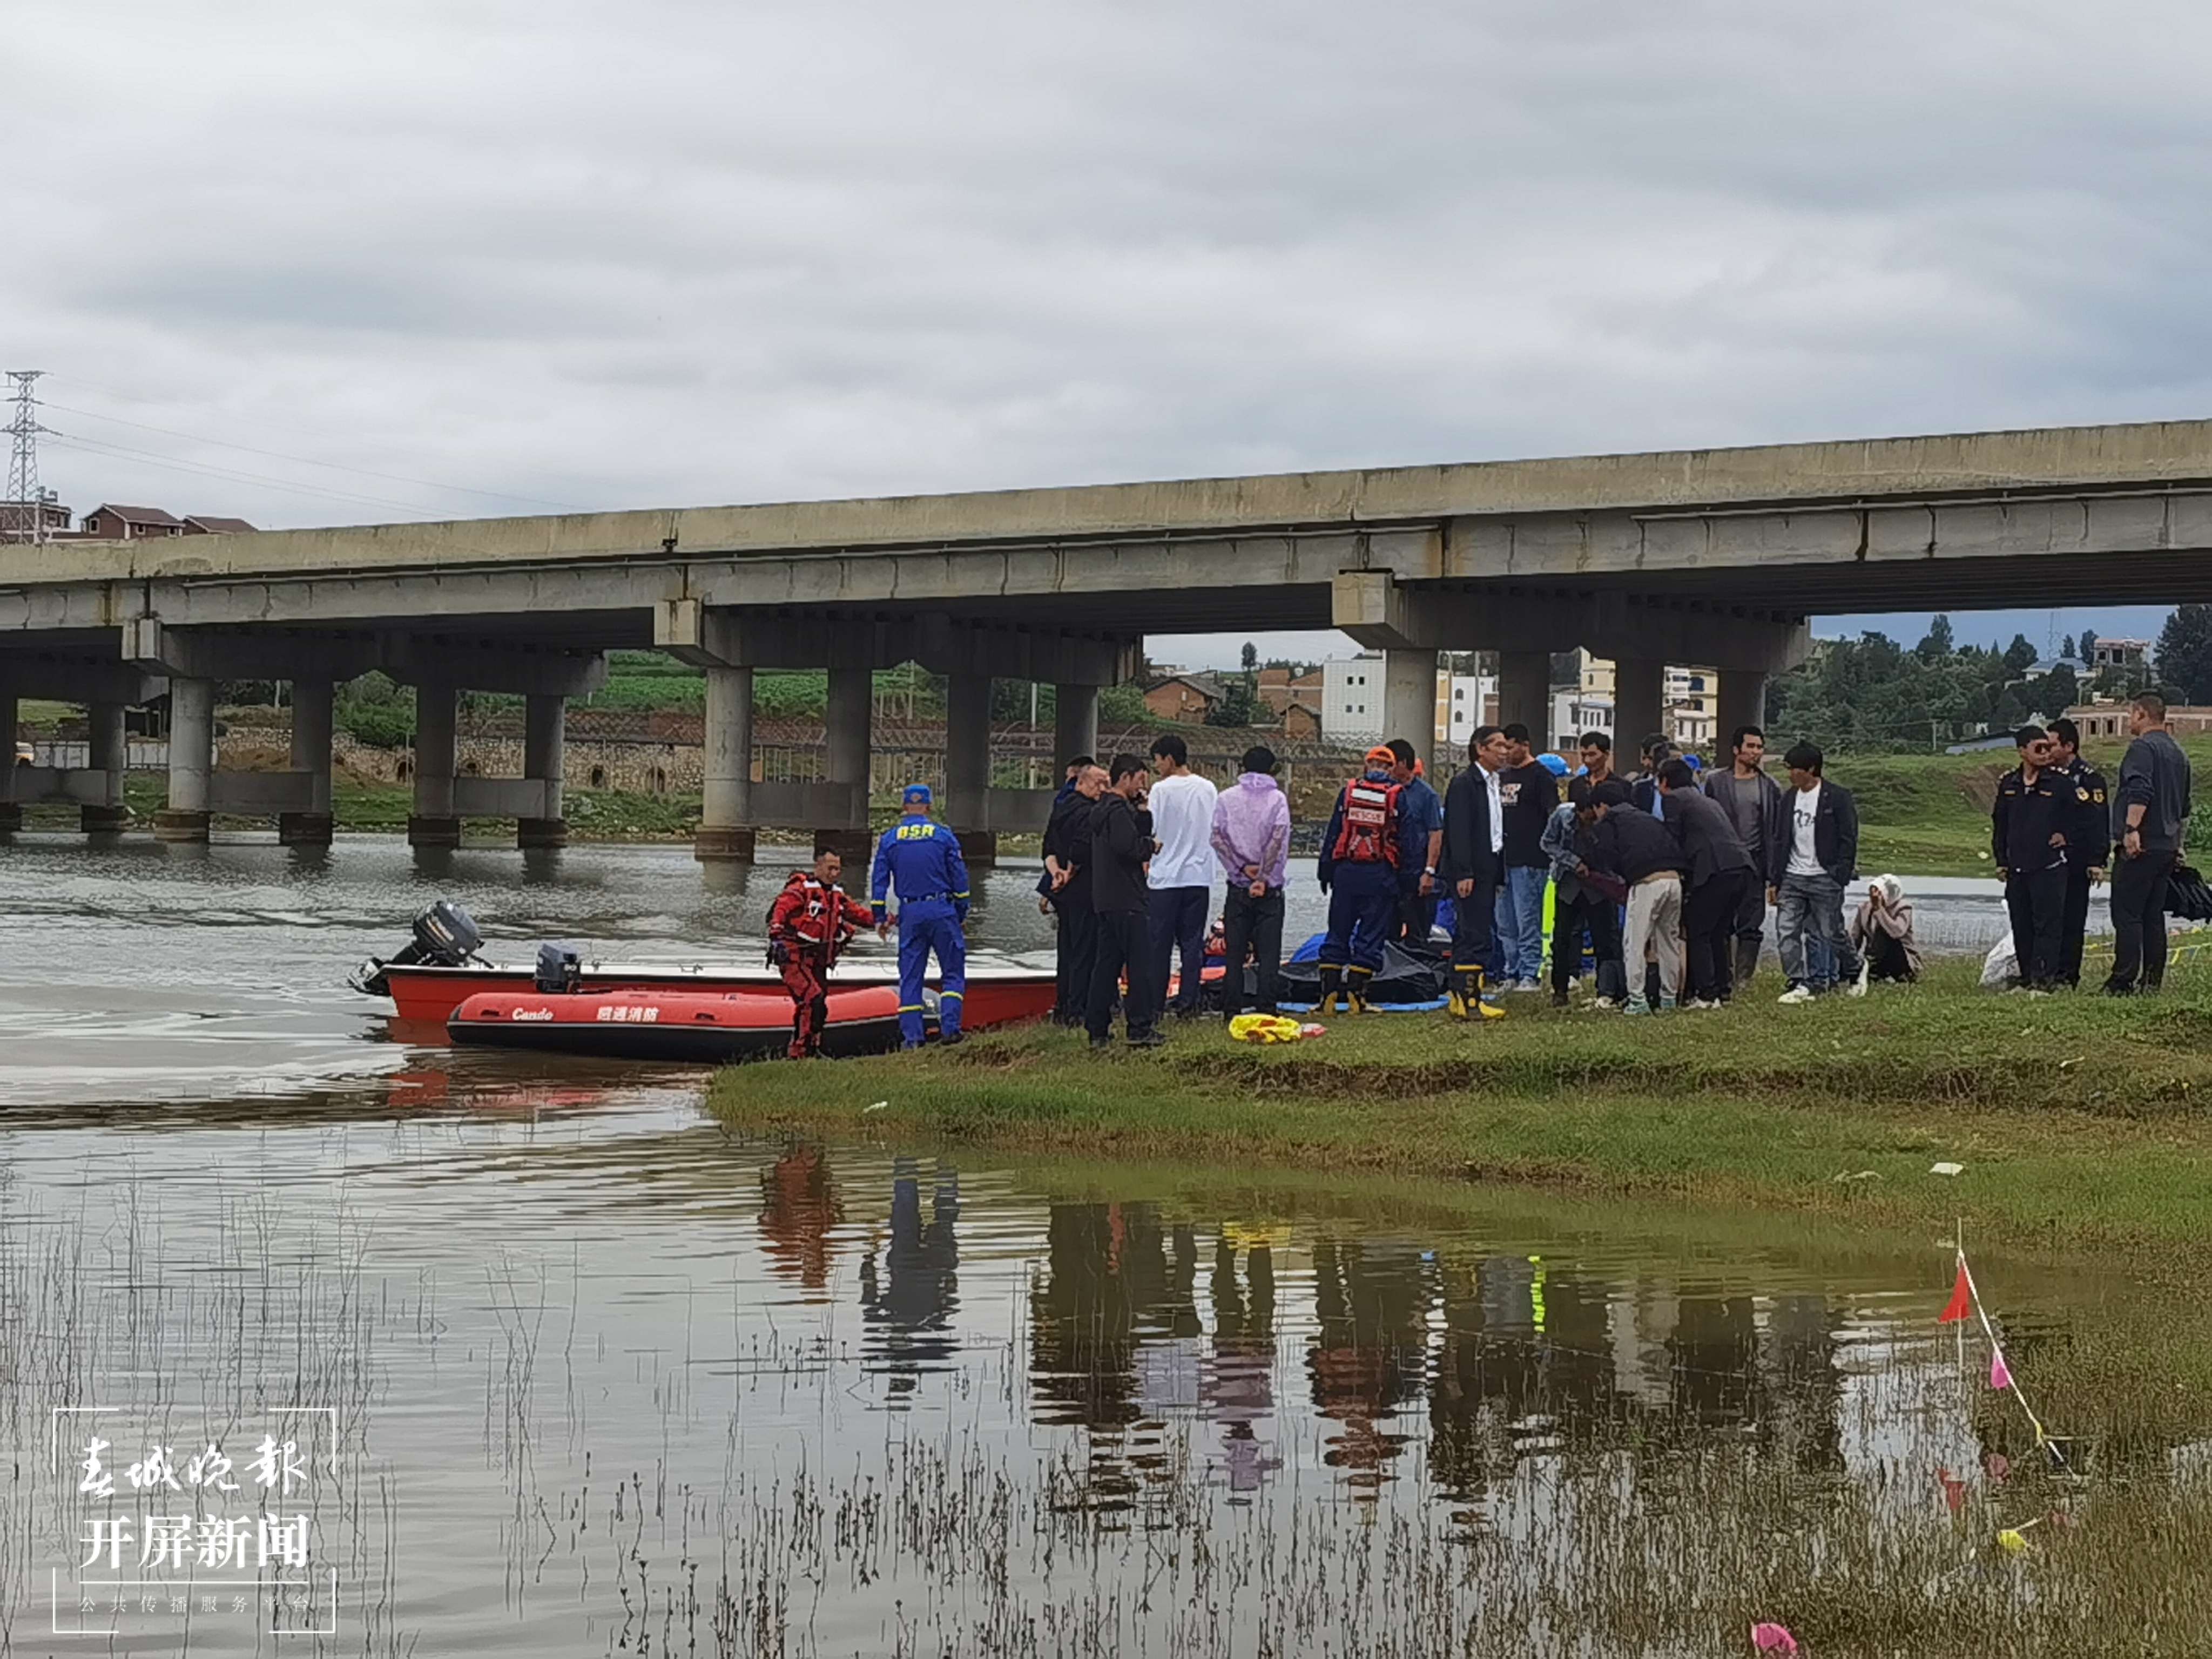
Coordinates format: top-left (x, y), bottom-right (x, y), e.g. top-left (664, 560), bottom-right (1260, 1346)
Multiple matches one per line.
top-left (1469, 966), bottom-right (1506, 1021)
top-left (1317, 965), bottom-right (1345, 1015)
top-left (1346, 966), bottom-right (1374, 1014)
top-left (1446, 965), bottom-right (1469, 1020)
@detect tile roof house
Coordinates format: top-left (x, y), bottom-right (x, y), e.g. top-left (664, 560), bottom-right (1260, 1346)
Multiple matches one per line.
top-left (182, 515), bottom-right (257, 535)
top-left (79, 504), bottom-right (187, 539)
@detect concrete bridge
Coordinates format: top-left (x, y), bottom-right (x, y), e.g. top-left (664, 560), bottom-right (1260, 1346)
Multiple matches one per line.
top-left (4, 416), bottom-right (2210, 861)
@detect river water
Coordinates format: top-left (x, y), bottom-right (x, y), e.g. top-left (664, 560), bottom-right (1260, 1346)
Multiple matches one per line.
top-left (0, 835), bottom-right (2188, 1656)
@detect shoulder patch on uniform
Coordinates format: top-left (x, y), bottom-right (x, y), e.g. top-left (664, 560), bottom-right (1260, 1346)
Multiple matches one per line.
top-left (2078, 787), bottom-right (2090, 801)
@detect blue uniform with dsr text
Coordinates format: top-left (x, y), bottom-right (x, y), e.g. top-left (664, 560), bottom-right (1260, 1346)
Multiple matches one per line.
top-left (871, 811), bottom-right (970, 1047)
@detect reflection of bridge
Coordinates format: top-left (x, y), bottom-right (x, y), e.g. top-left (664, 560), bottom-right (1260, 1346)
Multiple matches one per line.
top-left (6, 418), bottom-right (2211, 861)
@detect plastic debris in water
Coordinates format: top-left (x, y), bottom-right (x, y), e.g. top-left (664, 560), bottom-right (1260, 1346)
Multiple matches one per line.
top-left (1937, 1466), bottom-right (1967, 1514)
top-left (863, 1101), bottom-right (889, 1114)
top-left (1929, 1161), bottom-right (1965, 1177)
top-left (1997, 1527), bottom-right (2030, 1556)
top-left (1991, 1349), bottom-right (2014, 1391)
top-left (1751, 1623), bottom-right (1799, 1654)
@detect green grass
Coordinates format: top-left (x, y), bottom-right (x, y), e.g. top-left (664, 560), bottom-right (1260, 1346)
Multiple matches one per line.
top-left (709, 958), bottom-right (2212, 1272)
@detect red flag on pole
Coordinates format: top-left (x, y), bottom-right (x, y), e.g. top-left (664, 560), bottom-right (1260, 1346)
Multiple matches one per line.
top-left (1938, 1260), bottom-right (1973, 1324)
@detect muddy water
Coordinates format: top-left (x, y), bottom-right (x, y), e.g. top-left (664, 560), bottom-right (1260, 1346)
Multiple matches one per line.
top-left (0, 835), bottom-right (2180, 1656)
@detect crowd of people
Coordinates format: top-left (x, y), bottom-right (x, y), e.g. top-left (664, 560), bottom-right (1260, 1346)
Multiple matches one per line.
top-left (1016, 691), bottom-right (2194, 1047)
top-left (773, 693), bottom-right (2194, 1057)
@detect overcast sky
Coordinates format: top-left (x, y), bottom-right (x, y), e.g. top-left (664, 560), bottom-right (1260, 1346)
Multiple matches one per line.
top-left (13, 0), bottom-right (2210, 667)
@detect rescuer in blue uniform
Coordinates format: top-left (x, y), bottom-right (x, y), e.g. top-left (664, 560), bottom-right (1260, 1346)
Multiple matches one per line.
top-left (870, 784), bottom-right (972, 1048)
top-left (1316, 745), bottom-right (1428, 1013)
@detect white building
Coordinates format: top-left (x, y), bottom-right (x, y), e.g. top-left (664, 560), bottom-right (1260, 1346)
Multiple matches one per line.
top-left (1560, 649), bottom-right (1718, 755)
top-left (1323, 654), bottom-right (1494, 749)
top-left (1322, 656), bottom-right (1387, 745)
top-left (1442, 673), bottom-right (1498, 747)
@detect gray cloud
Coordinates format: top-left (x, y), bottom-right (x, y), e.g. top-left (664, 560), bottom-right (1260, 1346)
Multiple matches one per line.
top-left (8, 0), bottom-right (2210, 548)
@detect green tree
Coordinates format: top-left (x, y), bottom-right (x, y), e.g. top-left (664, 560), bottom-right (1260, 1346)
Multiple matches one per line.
top-left (1239, 641), bottom-right (1258, 674)
top-left (1916, 614), bottom-right (1954, 662)
top-left (2060, 633), bottom-right (2075, 660)
top-left (2079, 627), bottom-right (2099, 669)
top-left (2156, 605), bottom-right (2212, 702)
top-left (2002, 634), bottom-right (2040, 676)
top-left (1206, 680), bottom-right (1259, 727)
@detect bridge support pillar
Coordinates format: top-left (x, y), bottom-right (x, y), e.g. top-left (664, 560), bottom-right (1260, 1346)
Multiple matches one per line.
top-left (1380, 649), bottom-right (1436, 753)
top-left (1054, 682), bottom-right (1099, 767)
top-left (817, 664), bottom-right (874, 866)
top-left (518, 693), bottom-right (567, 848)
top-left (1498, 651), bottom-right (1550, 753)
top-left (156, 676), bottom-right (214, 842)
top-left (408, 683), bottom-right (461, 848)
top-left (81, 702), bottom-right (130, 834)
top-left (1717, 670), bottom-right (1768, 746)
top-left (945, 671), bottom-right (996, 868)
top-left (278, 679), bottom-right (334, 846)
top-left (0, 688), bottom-right (19, 833)
top-left (1613, 657), bottom-right (1666, 757)
top-left (695, 664), bottom-right (756, 862)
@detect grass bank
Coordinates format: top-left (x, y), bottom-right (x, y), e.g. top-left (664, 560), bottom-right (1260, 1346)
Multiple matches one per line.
top-left (709, 958), bottom-right (2212, 1271)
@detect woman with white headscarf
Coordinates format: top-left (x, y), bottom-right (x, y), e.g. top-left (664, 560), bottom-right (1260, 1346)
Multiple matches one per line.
top-left (1848, 874), bottom-right (1921, 984)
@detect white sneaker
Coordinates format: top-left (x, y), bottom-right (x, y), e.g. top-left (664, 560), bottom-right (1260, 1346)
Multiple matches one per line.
top-left (1588, 996), bottom-right (1622, 1013)
top-left (1844, 973), bottom-right (1867, 1000)
top-left (1683, 997), bottom-right (1719, 1011)
top-left (1777, 984), bottom-right (1815, 1006)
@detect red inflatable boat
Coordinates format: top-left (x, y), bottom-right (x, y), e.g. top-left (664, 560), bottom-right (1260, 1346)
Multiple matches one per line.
top-left (449, 985), bottom-right (918, 1061)
top-left (355, 899), bottom-right (1057, 1028)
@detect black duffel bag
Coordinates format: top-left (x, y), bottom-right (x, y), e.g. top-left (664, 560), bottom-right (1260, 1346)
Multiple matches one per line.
top-left (2164, 862), bottom-right (2212, 923)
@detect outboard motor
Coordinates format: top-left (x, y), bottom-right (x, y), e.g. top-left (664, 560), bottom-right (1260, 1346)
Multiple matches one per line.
top-left (394, 899), bottom-right (484, 968)
top-left (534, 943), bottom-right (583, 994)
top-left (352, 898), bottom-right (484, 996)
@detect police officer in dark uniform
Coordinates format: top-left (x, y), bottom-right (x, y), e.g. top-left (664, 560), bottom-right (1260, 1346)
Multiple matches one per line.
top-left (2046, 716), bottom-right (2109, 988)
top-left (1992, 725), bottom-right (2073, 992)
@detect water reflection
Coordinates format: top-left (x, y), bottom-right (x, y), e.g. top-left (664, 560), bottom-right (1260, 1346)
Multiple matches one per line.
top-left (859, 1161), bottom-right (961, 1395)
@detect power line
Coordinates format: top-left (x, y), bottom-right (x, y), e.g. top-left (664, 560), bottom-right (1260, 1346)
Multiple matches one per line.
top-left (44, 399), bottom-right (584, 512)
top-left (43, 433), bottom-right (450, 518)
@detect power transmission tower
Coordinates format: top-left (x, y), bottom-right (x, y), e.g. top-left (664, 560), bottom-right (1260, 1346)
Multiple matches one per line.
top-left (4, 369), bottom-right (51, 544)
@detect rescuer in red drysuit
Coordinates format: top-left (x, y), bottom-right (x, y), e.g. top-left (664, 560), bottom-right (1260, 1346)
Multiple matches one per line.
top-left (767, 849), bottom-right (877, 1058)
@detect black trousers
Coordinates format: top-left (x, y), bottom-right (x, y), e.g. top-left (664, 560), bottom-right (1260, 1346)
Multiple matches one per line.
top-left (1549, 888), bottom-right (1625, 1000)
top-left (1053, 902), bottom-right (1098, 1024)
top-left (2108, 849), bottom-right (2177, 992)
top-left (1220, 885), bottom-right (1285, 1016)
top-left (2006, 864), bottom-right (2069, 989)
top-left (1684, 869), bottom-right (1749, 1003)
top-left (1087, 909), bottom-right (1156, 1042)
top-left (1450, 862), bottom-right (1499, 977)
top-left (2060, 862), bottom-right (2093, 987)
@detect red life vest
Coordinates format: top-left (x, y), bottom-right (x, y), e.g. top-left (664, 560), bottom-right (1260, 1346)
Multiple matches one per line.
top-left (769, 872), bottom-right (864, 962)
top-left (1330, 775), bottom-right (1404, 866)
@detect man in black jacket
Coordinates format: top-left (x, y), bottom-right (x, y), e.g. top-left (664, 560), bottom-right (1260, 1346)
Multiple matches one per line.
top-left (1042, 761), bottom-right (1107, 1024)
top-left (2045, 718), bottom-right (2108, 989)
top-left (2107, 693), bottom-right (2195, 995)
top-left (1770, 741), bottom-right (1864, 1003)
top-left (1993, 725), bottom-right (2073, 992)
top-left (1085, 755), bottom-right (1165, 1048)
top-left (1438, 725), bottom-right (1511, 1020)
top-left (1657, 759), bottom-right (1755, 1007)
top-left (1582, 780), bottom-right (1685, 1014)
top-left (1702, 725), bottom-right (1784, 990)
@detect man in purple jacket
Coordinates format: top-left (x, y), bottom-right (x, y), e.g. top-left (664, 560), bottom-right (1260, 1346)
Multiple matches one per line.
top-left (1211, 745), bottom-right (1292, 1018)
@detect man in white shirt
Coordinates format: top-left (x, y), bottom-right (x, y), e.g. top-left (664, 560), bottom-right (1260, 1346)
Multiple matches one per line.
top-left (1770, 740), bottom-right (1864, 1003)
top-left (1145, 733), bottom-right (1220, 1019)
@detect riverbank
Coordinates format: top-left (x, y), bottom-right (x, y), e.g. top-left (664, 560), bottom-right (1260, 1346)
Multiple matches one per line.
top-left (709, 957), bottom-right (2212, 1271)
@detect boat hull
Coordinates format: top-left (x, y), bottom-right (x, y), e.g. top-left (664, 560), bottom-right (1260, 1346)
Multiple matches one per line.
top-left (448, 986), bottom-right (915, 1062)
top-left (379, 961), bottom-right (1056, 1029)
